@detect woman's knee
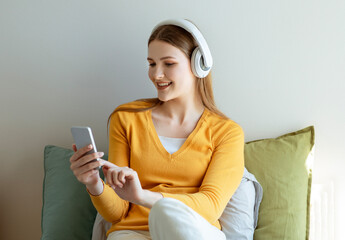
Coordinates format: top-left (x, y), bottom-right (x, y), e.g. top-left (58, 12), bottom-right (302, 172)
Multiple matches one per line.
top-left (149, 198), bottom-right (192, 240)
top-left (149, 198), bottom-right (182, 223)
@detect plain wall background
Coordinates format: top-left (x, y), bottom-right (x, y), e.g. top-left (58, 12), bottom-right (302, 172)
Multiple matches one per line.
top-left (1, 0), bottom-right (344, 239)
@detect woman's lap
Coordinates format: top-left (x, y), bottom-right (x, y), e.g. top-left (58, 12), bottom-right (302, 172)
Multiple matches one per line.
top-left (107, 198), bottom-right (225, 240)
top-left (107, 230), bottom-right (151, 240)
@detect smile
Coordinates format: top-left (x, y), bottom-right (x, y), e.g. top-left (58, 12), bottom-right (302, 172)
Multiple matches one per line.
top-left (156, 82), bottom-right (172, 90)
top-left (157, 82), bottom-right (172, 87)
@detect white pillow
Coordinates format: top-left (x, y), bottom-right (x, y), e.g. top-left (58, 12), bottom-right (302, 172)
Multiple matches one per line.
top-left (219, 168), bottom-right (263, 240)
top-left (92, 213), bottom-right (110, 240)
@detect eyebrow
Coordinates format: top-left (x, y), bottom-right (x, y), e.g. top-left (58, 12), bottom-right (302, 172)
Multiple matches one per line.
top-left (147, 56), bottom-right (176, 61)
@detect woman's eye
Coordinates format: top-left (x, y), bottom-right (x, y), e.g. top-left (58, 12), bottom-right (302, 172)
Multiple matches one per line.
top-left (148, 63), bottom-right (175, 67)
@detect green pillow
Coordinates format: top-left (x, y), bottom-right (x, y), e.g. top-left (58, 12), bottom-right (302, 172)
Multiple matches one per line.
top-left (245, 126), bottom-right (314, 240)
top-left (41, 145), bottom-right (106, 240)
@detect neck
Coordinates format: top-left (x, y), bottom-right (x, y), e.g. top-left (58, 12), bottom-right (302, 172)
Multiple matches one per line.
top-left (157, 97), bottom-right (205, 125)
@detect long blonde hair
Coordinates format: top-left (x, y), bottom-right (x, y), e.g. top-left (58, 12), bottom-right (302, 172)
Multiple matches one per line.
top-left (108, 22), bottom-right (228, 128)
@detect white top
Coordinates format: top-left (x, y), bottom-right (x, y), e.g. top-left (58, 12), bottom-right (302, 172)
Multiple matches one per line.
top-left (158, 135), bottom-right (187, 154)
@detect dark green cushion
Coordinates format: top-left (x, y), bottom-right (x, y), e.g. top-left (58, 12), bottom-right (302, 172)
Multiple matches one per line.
top-left (245, 126), bottom-right (314, 240)
top-left (41, 145), bottom-right (106, 240)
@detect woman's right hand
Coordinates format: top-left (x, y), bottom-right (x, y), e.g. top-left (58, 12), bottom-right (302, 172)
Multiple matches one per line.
top-left (70, 144), bottom-right (104, 188)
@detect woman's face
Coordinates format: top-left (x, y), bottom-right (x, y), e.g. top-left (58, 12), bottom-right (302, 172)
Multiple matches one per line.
top-left (147, 40), bottom-right (197, 102)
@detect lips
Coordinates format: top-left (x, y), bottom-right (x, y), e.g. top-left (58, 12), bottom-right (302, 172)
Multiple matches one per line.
top-left (156, 82), bottom-right (172, 90)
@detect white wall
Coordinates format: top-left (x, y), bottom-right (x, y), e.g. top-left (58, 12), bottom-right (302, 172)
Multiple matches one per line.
top-left (1, 0), bottom-right (344, 239)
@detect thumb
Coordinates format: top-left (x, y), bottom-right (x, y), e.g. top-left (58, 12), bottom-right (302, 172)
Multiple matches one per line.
top-left (102, 166), bottom-right (108, 178)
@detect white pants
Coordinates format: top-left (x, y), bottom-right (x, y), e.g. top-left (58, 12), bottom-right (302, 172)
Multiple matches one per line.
top-left (108, 198), bottom-right (225, 240)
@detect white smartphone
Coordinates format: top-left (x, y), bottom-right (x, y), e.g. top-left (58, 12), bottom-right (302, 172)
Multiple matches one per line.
top-left (71, 126), bottom-right (100, 167)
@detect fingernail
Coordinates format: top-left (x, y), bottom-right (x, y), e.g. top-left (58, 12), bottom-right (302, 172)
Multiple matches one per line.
top-left (88, 144), bottom-right (92, 149)
top-left (100, 152), bottom-right (104, 156)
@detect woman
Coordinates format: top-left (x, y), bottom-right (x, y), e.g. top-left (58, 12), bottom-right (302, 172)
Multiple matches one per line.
top-left (70, 19), bottom-right (244, 240)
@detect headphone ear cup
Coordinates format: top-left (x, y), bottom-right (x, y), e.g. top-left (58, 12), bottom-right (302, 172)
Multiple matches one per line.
top-left (191, 47), bottom-right (210, 78)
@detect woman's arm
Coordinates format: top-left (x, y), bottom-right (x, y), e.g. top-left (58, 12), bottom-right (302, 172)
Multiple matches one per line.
top-left (87, 111), bottom-right (131, 223)
top-left (140, 190), bottom-right (163, 208)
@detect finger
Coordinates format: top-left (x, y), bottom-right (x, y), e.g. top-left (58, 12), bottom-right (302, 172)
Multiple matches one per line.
top-left (101, 160), bottom-right (119, 169)
top-left (112, 170), bottom-right (124, 188)
top-left (70, 144), bottom-right (93, 162)
top-left (116, 168), bottom-right (136, 187)
top-left (125, 169), bottom-right (138, 181)
top-left (77, 151), bottom-right (103, 167)
top-left (71, 152), bottom-right (104, 170)
top-left (106, 168), bottom-right (115, 187)
top-left (73, 160), bottom-right (102, 176)
top-left (118, 169), bottom-right (126, 185)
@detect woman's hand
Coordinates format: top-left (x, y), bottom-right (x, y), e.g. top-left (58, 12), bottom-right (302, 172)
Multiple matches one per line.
top-left (70, 144), bottom-right (105, 194)
top-left (102, 162), bottom-right (163, 208)
top-left (102, 161), bottom-right (144, 205)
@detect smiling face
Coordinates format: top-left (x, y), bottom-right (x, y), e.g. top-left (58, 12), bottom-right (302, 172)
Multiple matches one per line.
top-left (147, 40), bottom-right (197, 102)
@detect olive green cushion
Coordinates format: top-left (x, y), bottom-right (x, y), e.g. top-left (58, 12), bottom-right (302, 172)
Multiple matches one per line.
top-left (41, 145), bottom-right (106, 240)
top-left (245, 126), bottom-right (314, 240)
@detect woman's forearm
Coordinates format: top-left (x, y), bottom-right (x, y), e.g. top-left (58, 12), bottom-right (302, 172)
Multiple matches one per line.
top-left (86, 178), bottom-right (104, 196)
top-left (139, 190), bottom-right (163, 209)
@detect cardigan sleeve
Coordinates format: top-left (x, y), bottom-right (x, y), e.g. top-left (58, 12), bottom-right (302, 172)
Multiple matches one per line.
top-left (161, 123), bottom-right (245, 225)
top-left (88, 111), bottom-right (130, 223)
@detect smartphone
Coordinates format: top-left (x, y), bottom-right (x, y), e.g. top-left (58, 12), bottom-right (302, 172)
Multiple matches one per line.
top-left (71, 126), bottom-right (100, 167)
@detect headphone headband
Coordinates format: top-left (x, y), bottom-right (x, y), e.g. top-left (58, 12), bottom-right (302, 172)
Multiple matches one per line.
top-left (151, 19), bottom-right (213, 77)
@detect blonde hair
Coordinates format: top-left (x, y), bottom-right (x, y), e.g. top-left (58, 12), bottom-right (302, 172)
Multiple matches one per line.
top-left (108, 22), bottom-right (228, 128)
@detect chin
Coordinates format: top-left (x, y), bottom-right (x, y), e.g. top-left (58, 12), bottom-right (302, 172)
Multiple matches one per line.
top-left (158, 97), bottom-right (168, 102)
top-left (157, 95), bottom-right (171, 102)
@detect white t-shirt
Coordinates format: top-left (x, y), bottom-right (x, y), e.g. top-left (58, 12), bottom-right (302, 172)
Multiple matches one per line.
top-left (158, 135), bottom-right (187, 154)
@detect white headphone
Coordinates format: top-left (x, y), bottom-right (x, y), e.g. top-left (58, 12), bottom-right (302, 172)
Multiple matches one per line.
top-left (151, 19), bottom-right (213, 78)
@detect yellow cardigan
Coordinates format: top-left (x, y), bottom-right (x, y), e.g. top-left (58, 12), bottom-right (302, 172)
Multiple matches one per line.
top-left (89, 100), bottom-right (244, 234)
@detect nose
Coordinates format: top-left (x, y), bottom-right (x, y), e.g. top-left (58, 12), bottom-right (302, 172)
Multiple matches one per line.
top-left (151, 65), bottom-right (165, 80)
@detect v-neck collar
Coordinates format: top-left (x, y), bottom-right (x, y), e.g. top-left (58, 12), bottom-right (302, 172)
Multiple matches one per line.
top-left (146, 108), bottom-right (209, 159)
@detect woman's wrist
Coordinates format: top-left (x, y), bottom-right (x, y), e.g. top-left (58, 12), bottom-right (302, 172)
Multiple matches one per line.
top-left (86, 178), bottom-right (104, 196)
top-left (139, 190), bottom-right (163, 209)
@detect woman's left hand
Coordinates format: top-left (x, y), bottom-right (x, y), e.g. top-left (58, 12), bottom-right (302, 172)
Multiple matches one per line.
top-left (102, 161), bottom-right (144, 205)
